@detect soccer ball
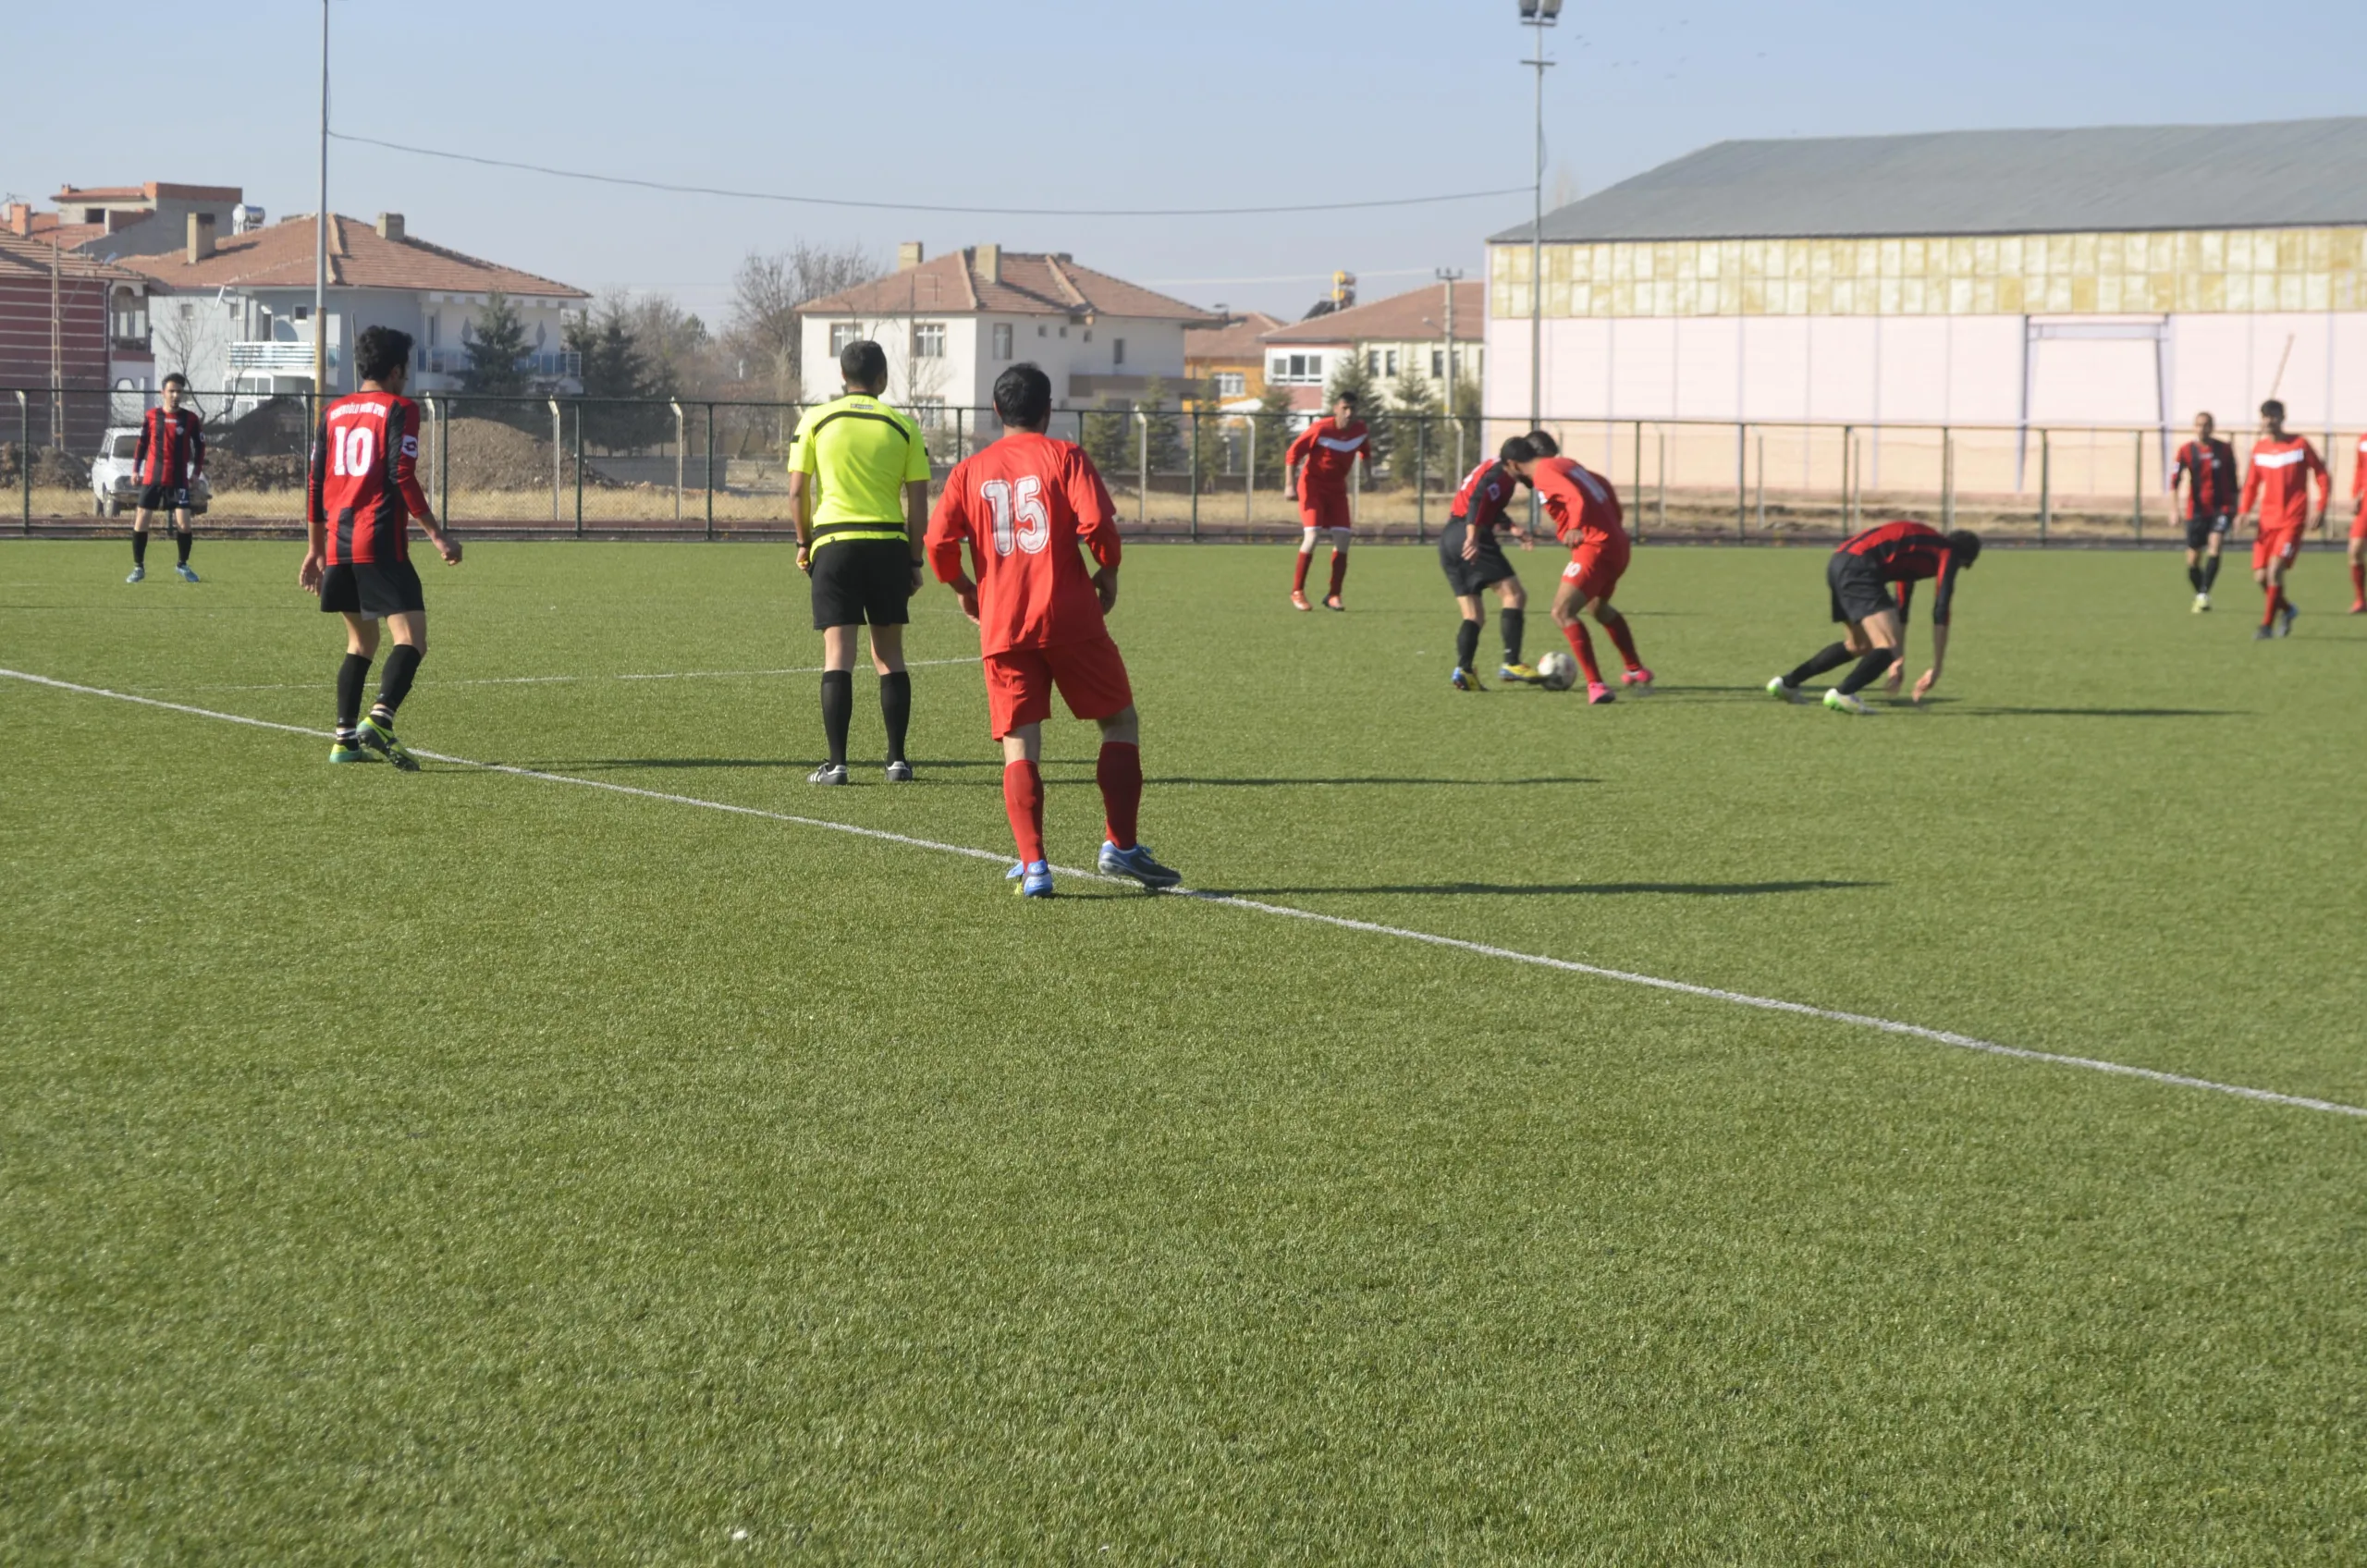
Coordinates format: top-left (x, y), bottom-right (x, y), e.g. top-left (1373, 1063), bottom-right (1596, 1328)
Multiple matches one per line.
top-left (1536, 651), bottom-right (1578, 691)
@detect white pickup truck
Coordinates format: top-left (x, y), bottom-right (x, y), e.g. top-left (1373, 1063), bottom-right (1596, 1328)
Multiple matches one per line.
top-left (90, 426), bottom-right (212, 518)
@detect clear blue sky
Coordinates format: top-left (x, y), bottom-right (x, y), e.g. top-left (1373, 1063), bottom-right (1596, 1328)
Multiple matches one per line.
top-left (6, 0), bottom-right (2362, 325)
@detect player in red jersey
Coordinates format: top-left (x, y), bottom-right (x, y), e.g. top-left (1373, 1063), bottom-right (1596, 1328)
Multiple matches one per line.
top-left (1437, 436), bottom-right (1539, 688)
top-left (2237, 398), bottom-right (2330, 639)
top-left (298, 326), bottom-right (461, 769)
top-left (2348, 429), bottom-right (2366, 614)
top-left (1503, 447), bottom-right (1648, 704)
top-left (1767, 520), bottom-right (1980, 715)
top-left (2171, 410), bottom-right (2239, 611)
top-left (927, 363), bottom-right (1181, 897)
top-left (128, 374), bottom-right (205, 583)
top-left (1284, 392), bottom-right (1370, 611)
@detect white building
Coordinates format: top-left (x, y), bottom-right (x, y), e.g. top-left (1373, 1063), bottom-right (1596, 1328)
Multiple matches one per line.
top-left (1487, 118), bottom-right (2367, 452)
top-left (1258, 280), bottom-right (1485, 414)
top-left (795, 244), bottom-right (1217, 423)
top-left (118, 210), bottom-right (587, 403)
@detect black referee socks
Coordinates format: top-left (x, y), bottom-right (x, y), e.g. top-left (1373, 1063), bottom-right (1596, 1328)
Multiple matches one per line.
top-left (820, 670), bottom-right (853, 766)
top-left (879, 670), bottom-right (912, 765)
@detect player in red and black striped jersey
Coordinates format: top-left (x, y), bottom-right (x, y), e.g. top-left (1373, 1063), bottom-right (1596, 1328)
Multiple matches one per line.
top-left (298, 325), bottom-right (461, 768)
top-left (1438, 436), bottom-right (1539, 688)
top-left (1768, 520), bottom-right (1980, 714)
top-left (2171, 411), bottom-right (2240, 610)
top-left (128, 374), bottom-right (205, 582)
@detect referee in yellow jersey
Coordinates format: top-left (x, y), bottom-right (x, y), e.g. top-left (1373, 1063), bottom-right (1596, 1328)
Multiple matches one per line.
top-left (788, 339), bottom-right (933, 785)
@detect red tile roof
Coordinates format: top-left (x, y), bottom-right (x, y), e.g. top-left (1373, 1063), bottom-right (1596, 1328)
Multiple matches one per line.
top-left (0, 231), bottom-right (151, 284)
top-left (1259, 280), bottom-right (1486, 345)
top-left (55, 182), bottom-right (242, 204)
top-left (111, 214), bottom-right (586, 300)
top-left (1183, 311), bottom-right (1284, 361)
top-left (800, 248), bottom-right (1217, 323)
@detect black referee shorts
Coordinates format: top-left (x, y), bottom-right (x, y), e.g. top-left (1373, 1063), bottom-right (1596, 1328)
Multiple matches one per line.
top-left (319, 560), bottom-right (426, 619)
top-left (810, 538), bottom-right (916, 630)
top-left (1827, 552), bottom-right (1897, 625)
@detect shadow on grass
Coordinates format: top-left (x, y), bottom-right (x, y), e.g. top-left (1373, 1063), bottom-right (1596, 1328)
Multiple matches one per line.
top-left (528, 758), bottom-right (1600, 788)
top-left (1937, 704), bottom-right (2238, 718)
top-left (1208, 878), bottom-right (1880, 898)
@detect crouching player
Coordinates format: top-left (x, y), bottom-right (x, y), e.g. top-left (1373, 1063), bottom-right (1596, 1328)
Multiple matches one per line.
top-left (1506, 444), bottom-right (1649, 704)
top-left (299, 325), bottom-right (461, 767)
top-left (1767, 520), bottom-right (1977, 714)
top-left (1439, 435), bottom-right (1539, 689)
top-left (927, 363), bottom-right (1182, 897)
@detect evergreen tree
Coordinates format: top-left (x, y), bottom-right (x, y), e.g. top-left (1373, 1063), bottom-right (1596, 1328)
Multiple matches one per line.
top-left (567, 299), bottom-right (667, 448)
top-left (1251, 381), bottom-right (1294, 488)
top-left (1083, 405), bottom-right (1132, 485)
top-left (1387, 364), bottom-right (1441, 489)
top-left (1447, 374), bottom-right (1484, 479)
top-left (461, 290), bottom-right (532, 398)
top-left (1325, 350), bottom-right (1389, 477)
top-left (1136, 375), bottom-right (1184, 478)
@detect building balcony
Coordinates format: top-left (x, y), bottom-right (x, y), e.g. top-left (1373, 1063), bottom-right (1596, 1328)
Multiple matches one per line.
top-left (229, 340), bottom-right (337, 374)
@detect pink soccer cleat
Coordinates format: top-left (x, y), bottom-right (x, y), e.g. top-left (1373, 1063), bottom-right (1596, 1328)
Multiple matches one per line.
top-left (1586, 682), bottom-right (1616, 705)
top-left (1620, 666), bottom-right (1654, 689)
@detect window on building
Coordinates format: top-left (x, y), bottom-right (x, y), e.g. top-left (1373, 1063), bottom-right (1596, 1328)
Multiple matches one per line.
top-left (1367, 350), bottom-right (1380, 375)
top-left (1431, 349), bottom-right (1445, 378)
top-left (1384, 349), bottom-right (1398, 376)
top-left (1037, 324), bottom-right (1049, 337)
top-left (992, 322), bottom-right (1013, 361)
top-left (911, 323), bottom-right (946, 359)
top-left (1213, 372), bottom-right (1245, 398)
top-left (829, 322), bottom-right (861, 356)
top-left (1082, 328), bottom-right (1092, 342)
top-left (428, 312), bottom-right (440, 347)
top-left (1112, 337), bottom-right (1125, 366)
top-left (911, 396), bottom-right (947, 429)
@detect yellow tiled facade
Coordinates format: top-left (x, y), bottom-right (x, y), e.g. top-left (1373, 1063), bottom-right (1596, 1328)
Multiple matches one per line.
top-left (1490, 227), bottom-right (2367, 319)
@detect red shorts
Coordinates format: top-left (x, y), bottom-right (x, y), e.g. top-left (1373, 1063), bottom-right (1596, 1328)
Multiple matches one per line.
top-left (983, 635), bottom-right (1134, 738)
top-left (2349, 507), bottom-right (2366, 543)
top-left (1560, 535), bottom-right (1631, 602)
top-left (2253, 528), bottom-right (2302, 571)
top-left (1297, 487), bottom-right (1352, 533)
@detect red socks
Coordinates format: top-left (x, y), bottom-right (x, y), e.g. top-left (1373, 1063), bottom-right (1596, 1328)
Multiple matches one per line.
top-left (2262, 584), bottom-right (2284, 628)
top-left (1293, 551), bottom-right (1313, 593)
top-left (1603, 614), bottom-right (1643, 672)
top-left (1327, 548), bottom-right (1349, 597)
top-left (1562, 620), bottom-right (1604, 685)
top-left (1097, 741), bottom-right (1142, 850)
top-left (2351, 561), bottom-right (2364, 606)
top-left (1002, 760), bottom-right (1046, 864)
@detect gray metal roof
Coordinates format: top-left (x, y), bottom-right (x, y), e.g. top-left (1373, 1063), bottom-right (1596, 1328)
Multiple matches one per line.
top-left (1492, 118), bottom-right (2367, 244)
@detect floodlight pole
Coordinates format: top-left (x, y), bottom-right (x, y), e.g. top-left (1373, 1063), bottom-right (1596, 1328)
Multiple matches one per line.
top-left (1521, 4), bottom-right (1556, 443)
top-left (313, 0), bottom-right (328, 397)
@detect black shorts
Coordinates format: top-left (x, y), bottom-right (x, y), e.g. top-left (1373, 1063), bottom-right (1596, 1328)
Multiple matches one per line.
top-left (319, 560), bottom-right (426, 619)
top-left (810, 538), bottom-right (915, 630)
top-left (1439, 519), bottom-right (1517, 597)
top-left (2186, 511), bottom-right (2234, 551)
top-left (1828, 552), bottom-right (1897, 625)
top-left (138, 484), bottom-right (190, 512)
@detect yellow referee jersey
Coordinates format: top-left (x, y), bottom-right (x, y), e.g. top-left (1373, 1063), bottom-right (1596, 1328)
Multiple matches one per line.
top-left (788, 393), bottom-right (931, 550)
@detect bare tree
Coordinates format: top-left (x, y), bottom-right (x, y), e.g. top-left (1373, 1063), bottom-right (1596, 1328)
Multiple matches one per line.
top-left (726, 241), bottom-right (881, 401)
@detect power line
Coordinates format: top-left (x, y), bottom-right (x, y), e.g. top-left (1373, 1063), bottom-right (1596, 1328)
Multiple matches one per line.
top-left (328, 131), bottom-right (1528, 218)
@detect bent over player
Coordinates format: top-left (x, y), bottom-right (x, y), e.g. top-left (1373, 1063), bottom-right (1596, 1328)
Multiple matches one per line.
top-left (2171, 411), bottom-right (2238, 611)
top-left (1438, 436), bottom-right (1539, 689)
top-left (1507, 446), bottom-right (1649, 704)
top-left (2238, 399), bottom-right (2329, 640)
top-left (300, 326), bottom-right (460, 768)
top-left (927, 363), bottom-right (1182, 898)
top-left (129, 374), bottom-right (204, 583)
top-left (1285, 392), bottom-right (1370, 611)
top-left (1768, 520), bottom-right (1978, 715)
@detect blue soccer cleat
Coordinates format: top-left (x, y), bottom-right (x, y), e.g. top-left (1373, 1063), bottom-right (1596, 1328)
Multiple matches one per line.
top-left (1008, 859), bottom-right (1054, 898)
top-left (1098, 840), bottom-right (1183, 890)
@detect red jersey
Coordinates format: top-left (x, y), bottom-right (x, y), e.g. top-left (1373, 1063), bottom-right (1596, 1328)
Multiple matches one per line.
top-left (135, 405), bottom-right (204, 486)
top-left (2172, 436), bottom-right (2238, 519)
top-left (1449, 459), bottom-right (1519, 536)
top-left (1839, 520), bottom-right (1968, 626)
top-left (2353, 433), bottom-right (2367, 519)
top-left (2240, 435), bottom-right (2329, 534)
top-left (1531, 457), bottom-right (1625, 551)
top-left (927, 432), bottom-right (1122, 656)
top-left (1285, 417), bottom-right (1370, 496)
top-left (308, 391), bottom-right (430, 565)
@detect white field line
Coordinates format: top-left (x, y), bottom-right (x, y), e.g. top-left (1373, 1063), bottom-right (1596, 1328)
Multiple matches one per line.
top-left (152, 656), bottom-right (983, 693)
top-left (6, 664), bottom-right (2363, 1123)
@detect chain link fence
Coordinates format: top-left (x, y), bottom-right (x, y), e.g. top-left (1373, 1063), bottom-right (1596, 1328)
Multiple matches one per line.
top-left (8, 386), bottom-right (2360, 546)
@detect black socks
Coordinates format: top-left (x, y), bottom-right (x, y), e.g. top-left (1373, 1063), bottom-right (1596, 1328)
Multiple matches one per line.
top-left (1500, 606), bottom-right (1524, 666)
top-left (1784, 642), bottom-right (1853, 689)
top-left (1835, 647), bottom-right (1896, 696)
top-left (879, 670), bottom-right (912, 764)
top-left (820, 670), bottom-right (853, 766)
top-left (131, 531), bottom-right (148, 567)
top-left (2202, 553), bottom-right (2223, 591)
top-left (337, 653), bottom-right (372, 733)
top-left (373, 643), bottom-right (423, 719)
top-left (2187, 562), bottom-right (2203, 593)
top-left (1455, 619), bottom-right (1482, 671)
top-left (175, 531), bottom-right (192, 565)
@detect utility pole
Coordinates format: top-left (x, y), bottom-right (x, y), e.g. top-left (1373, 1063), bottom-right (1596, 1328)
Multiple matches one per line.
top-left (313, 0), bottom-right (329, 397)
top-left (1516, 0), bottom-right (1561, 530)
top-left (48, 233), bottom-right (63, 447)
top-left (1434, 268), bottom-right (1462, 423)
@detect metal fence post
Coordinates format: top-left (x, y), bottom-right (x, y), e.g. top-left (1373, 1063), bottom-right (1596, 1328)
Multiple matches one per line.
top-left (1188, 409), bottom-right (1199, 541)
top-left (573, 402), bottom-right (585, 537)
top-left (705, 403), bottom-right (715, 540)
top-left (16, 389), bottom-right (28, 533)
top-left (1655, 429), bottom-right (1666, 538)
top-left (436, 395), bottom-right (449, 525)
top-left (1416, 415), bottom-right (1428, 542)
top-left (2132, 428), bottom-right (2144, 544)
top-left (1840, 423), bottom-right (1853, 533)
top-left (1755, 430), bottom-right (1766, 534)
top-left (548, 398), bottom-right (563, 525)
top-left (1735, 423), bottom-right (1748, 540)
top-left (2039, 429), bottom-right (2051, 545)
top-left (1245, 415), bottom-right (1256, 532)
top-left (1941, 426), bottom-right (1955, 533)
top-left (1137, 409), bottom-right (1148, 528)
top-left (669, 399), bottom-right (684, 526)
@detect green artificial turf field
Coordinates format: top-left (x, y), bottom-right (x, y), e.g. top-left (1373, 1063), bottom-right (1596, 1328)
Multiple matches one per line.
top-left (4, 538), bottom-right (2363, 1562)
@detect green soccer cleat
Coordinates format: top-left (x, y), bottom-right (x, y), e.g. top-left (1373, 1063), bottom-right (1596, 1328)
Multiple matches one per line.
top-left (1767, 676), bottom-right (1806, 704)
top-left (328, 740), bottom-right (377, 765)
top-left (357, 716), bottom-right (421, 772)
top-left (1823, 688), bottom-right (1870, 715)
